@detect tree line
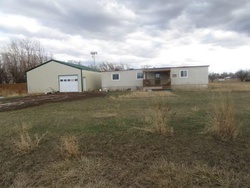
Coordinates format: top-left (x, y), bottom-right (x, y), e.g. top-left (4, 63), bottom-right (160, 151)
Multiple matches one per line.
top-left (209, 70), bottom-right (250, 82)
top-left (0, 38), bottom-right (52, 84)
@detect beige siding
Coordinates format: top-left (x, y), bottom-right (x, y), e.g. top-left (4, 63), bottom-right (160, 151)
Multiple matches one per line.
top-left (82, 70), bottom-right (101, 91)
top-left (27, 61), bottom-right (82, 93)
top-left (170, 66), bottom-right (209, 88)
top-left (101, 70), bottom-right (143, 91)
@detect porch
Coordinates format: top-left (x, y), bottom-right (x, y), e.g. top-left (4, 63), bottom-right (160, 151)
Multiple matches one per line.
top-left (143, 69), bottom-right (171, 90)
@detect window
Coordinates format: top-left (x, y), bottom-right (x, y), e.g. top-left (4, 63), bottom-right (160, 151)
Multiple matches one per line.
top-left (180, 70), bottom-right (188, 78)
top-left (172, 74), bottom-right (177, 78)
top-left (112, 73), bottom-right (120, 80)
top-left (137, 72), bottom-right (143, 79)
top-left (155, 73), bottom-right (160, 79)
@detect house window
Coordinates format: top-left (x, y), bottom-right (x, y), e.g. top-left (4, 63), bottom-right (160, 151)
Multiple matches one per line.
top-left (112, 73), bottom-right (120, 80)
top-left (137, 72), bottom-right (143, 79)
top-left (155, 73), bottom-right (160, 79)
top-left (180, 70), bottom-right (188, 78)
top-left (172, 74), bottom-right (177, 78)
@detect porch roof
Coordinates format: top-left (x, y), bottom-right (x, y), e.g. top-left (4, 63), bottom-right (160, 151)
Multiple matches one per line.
top-left (143, 68), bottom-right (171, 72)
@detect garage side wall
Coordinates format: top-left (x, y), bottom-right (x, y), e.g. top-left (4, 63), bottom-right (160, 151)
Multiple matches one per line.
top-left (170, 66), bottom-right (209, 89)
top-left (82, 70), bottom-right (101, 91)
top-left (27, 61), bottom-right (82, 93)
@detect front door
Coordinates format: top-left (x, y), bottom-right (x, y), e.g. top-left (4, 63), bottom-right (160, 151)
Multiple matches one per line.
top-left (155, 73), bottom-right (160, 85)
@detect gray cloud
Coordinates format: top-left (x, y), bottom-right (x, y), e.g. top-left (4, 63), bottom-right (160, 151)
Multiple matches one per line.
top-left (1, 0), bottom-right (250, 72)
top-left (186, 0), bottom-right (250, 34)
top-left (1, 0), bottom-right (250, 40)
top-left (0, 0), bottom-right (137, 40)
top-left (122, 0), bottom-right (250, 35)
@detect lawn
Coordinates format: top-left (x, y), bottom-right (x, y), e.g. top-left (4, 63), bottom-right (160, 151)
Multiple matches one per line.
top-left (0, 88), bottom-right (250, 187)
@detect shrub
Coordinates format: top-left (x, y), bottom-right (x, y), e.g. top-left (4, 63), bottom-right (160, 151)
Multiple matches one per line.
top-left (139, 101), bottom-right (175, 135)
top-left (60, 135), bottom-right (80, 159)
top-left (204, 94), bottom-right (240, 141)
top-left (12, 123), bottom-right (47, 153)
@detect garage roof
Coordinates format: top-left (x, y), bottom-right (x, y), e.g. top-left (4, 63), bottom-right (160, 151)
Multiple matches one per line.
top-left (26, 59), bottom-right (99, 72)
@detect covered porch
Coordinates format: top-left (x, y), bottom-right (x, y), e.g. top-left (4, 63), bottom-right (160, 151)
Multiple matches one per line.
top-left (143, 69), bottom-right (171, 90)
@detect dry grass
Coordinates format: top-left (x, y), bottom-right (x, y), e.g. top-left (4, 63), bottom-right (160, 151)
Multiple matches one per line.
top-left (10, 157), bottom-right (116, 188)
top-left (41, 157), bottom-right (116, 187)
top-left (137, 101), bottom-right (175, 135)
top-left (144, 159), bottom-right (241, 187)
top-left (60, 135), bottom-right (80, 159)
top-left (110, 91), bottom-right (173, 99)
top-left (204, 94), bottom-right (241, 141)
top-left (12, 123), bottom-right (47, 153)
top-left (92, 113), bottom-right (117, 118)
top-left (9, 173), bottom-right (30, 188)
top-left (209, 82), bottom-right (250, 92)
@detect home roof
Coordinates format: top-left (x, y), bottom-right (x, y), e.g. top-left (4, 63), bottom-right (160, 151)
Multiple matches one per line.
top-left (101, 65), bottom-right (209, 72)
top-left (143, 65), bottom-right (209, 72)
top-left (26, 59), bottom-right (99, 72)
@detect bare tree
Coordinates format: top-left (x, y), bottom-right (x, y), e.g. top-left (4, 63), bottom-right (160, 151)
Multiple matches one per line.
top-left (141, 64), bottom-right (151, 69)
top-left (0, 58), bottom-right (5, 84)
top-left (0, 38), bottom-right (52, 83)
top-left (235, 70), bottom-right (249, 82)
top-left (98, 62), bottom-right (116, 71)
top-left (68, 60), bottom-right (82, 65)
top-left (98, 62), bottom-right (128, 71)
top-left (209, 72), bottom-right (220, 82)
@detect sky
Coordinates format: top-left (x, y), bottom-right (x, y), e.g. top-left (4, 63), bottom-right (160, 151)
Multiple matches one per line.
top-left (0, 0), bottom-right (250, 73)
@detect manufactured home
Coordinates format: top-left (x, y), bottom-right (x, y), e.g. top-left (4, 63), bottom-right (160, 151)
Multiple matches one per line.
top-left (26, 59), bottom-right (101, 93)
top-left (101, 65), bottom-right (209, 91)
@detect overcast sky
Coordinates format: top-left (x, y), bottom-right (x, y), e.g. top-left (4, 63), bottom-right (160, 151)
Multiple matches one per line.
top-left (0, 0), bottom-right (250, 73)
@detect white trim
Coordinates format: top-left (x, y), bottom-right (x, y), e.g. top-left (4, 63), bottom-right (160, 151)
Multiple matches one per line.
top-left (136, 72), bottom-right (143, 80)
top-left (179, 70), bottom-right (188, 78)
top-left (111, 73), bottom-right (120, 81)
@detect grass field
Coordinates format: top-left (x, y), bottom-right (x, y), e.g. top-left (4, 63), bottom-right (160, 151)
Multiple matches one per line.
top-left (0, 87), bottom-right (250, 187)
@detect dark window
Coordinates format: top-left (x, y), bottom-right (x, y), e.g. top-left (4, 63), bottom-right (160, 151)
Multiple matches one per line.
top-left (112, 74), bottom-right (119, 80)
top-left (137, 72), bottom-right (143, 79)
top-left (180, 70), bottom-right (188, 78)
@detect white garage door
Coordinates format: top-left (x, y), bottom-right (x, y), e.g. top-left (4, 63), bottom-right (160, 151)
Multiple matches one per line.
top-left (59, 75), bottom-right (79, 92)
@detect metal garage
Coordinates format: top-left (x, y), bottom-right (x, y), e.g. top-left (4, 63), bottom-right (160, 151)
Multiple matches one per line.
top-left (26, 59), bottom-right (102, 93)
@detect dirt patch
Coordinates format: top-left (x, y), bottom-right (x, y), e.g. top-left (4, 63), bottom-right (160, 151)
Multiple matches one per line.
top-left (0, 92), bottom-right (105, 112)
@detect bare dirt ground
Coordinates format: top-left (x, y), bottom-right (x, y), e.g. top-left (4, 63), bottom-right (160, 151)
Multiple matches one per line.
top-left (0, 92), bottom-right (105, 112)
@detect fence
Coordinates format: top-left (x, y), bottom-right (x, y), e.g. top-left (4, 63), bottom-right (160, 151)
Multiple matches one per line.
top-left (0, 83), bottom-right (27, 96)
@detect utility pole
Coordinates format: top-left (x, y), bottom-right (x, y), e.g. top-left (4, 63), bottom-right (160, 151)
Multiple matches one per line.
top-left (90, 51), bottom-right (97, 67)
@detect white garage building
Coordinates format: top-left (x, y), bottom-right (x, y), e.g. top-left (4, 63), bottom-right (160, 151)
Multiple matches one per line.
top-left (26, 59), bottom-right (101, 93)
